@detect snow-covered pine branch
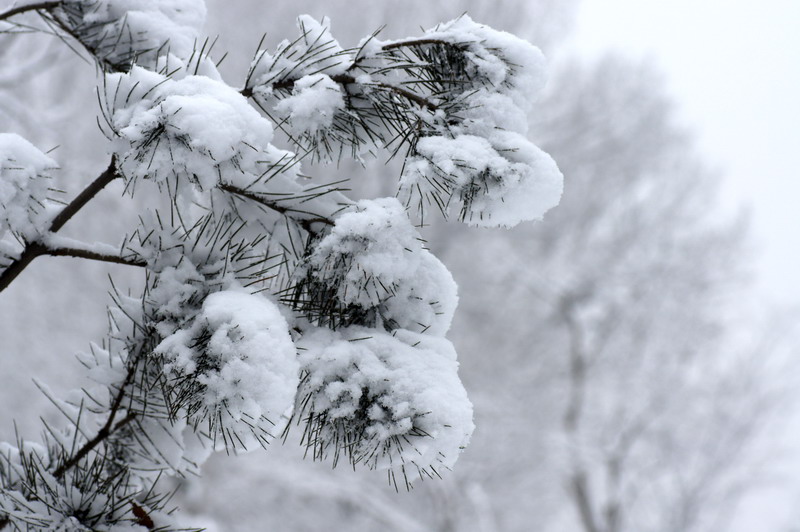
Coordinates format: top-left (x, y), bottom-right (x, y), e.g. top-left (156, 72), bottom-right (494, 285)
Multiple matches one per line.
top-left (245, 15), bottom-right (563, 226)
top-left (0, 0), bottom-right (562, 528)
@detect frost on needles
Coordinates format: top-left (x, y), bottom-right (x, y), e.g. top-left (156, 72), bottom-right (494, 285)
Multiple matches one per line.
top-left (0, 0), bottom-right (562, 529)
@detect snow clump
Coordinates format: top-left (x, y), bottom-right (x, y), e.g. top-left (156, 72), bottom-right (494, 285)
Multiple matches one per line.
top-left (296, 326), bottom-right (474, 482)
top-left (105, 65), bottom-right (299, 200)
top-left (404, 131), bottom-right (562, 227)
top-left (155, 289), bottom-right (299, 450)
top-left (274, 73), bottom-right (346, 138)
top-left (54, 0), bottom-right (207, 70)
top-left (0, 133), bottom-right (56, 248)
top-left (248, 15), bottom-right (348, 93)
top-left (397, 15), bottom-right (563, 227)
top-left (294, 197), bottom-right (458, 335)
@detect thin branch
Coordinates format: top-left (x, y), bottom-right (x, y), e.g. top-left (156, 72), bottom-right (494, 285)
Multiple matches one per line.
top-left (347, 38), bottom-right (461, 72)
top-left (219, 182), bottom-right (335, 233)
top-left (372, 80), bottom-right (438, 111)
top-left (0, 156), bottom-right (120, 293)
top-left (46, 246), bottom-right (145, 268)
top-left (381, 38), bottom-right (458, 52)
top-left (571, 471), bottom-right (602, 532)
top-left (0, 1), bottom-right (60, 23)
top-left (242, 73), bottom-right (438, 111)
top-left (560, 297), bottom-right (601, 532)
top-left (53, 365), bottom-right (136, 479)
top-left (49, 156), bottom-right (119, 232)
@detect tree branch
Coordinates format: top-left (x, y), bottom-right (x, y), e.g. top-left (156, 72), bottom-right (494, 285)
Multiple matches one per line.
top-left (381, 38), bottom-right (458, 52)
top-left (242, 73), bottom-right (439, 111)
top-left (46, 246), bottom-right (145, 268)
top-left (0, 0), bottom-right (60, 23)
top-left (49, 156), bottom-right (119, 232)
top-left (571, 471), bottom-right (601, 532)
top-left (53, 365), bottom-right (136, 479)
top-left (560, 298), bottom-right (601, 532)
top-left (0, 156), bottom-right (120, 293)
top-left (346, 38), bottom-right (462, 73)
top-left (219, 182), bottom-right (335, 233)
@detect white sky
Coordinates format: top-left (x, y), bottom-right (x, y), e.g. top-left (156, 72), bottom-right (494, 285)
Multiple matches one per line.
top-left (566, 0), bottom-right (800, 306)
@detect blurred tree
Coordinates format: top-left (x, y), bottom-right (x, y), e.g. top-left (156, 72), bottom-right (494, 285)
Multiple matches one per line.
top-left (439, 57), bottom-right (786, 532)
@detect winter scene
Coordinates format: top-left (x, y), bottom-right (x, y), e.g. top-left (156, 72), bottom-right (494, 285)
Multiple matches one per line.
top-left (0, 0), bottom-right (798, 530)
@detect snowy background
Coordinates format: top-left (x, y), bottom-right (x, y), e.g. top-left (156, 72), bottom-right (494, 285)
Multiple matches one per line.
top-left (1, 0), bottom-right (799, 530)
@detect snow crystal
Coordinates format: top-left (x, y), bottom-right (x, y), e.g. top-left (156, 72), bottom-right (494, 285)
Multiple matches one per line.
top-left (274, 73), bottom-right (345, 137)
top-left (296, 326), bottom-right (474, 480)
top-left (296, 197), bottom-right (458, 334)
top-left (156, 289), bottom-right (299, 450)
top-left (0, 133), bottom-right (57, 243)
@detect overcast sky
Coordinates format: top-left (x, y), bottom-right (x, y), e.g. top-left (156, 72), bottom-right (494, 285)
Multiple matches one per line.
top-left (566, 0), bottom-right (800, 307)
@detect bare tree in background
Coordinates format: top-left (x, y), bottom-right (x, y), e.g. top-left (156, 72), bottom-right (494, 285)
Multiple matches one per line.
top-left (441, 56), bottom-right (786, 532)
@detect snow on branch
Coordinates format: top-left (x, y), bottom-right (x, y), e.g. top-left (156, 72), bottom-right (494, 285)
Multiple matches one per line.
top-left (294, 326), bottom-right (474, 490)
top-left (43, 0), bottom-right (205, 71)
top-left (101, 62), bottom-right (350, 231)
top-left (156, 290), bottom-right (299, 451)
top-left (0, 133), bottom-right (58, 246)
top-left (287, 198), bottom-right (457, 335)
top-left (245, 14), bottom-right (563, 227)
top-left (1, 3), bottom-right (562, 528)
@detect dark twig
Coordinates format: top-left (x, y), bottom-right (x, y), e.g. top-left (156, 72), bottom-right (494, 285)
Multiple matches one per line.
top-left (381, 38), bottom-right (456, 52)
top-left (0, 157), bottom-right (120, 293)
top-left (219, 183), bottom-right (335, 233)
top-left (53, 365), bottom-right (137, 479)
top-left (49, 156), bottom-right (119, 233)
top-left (0, 0), bottom-right (60, 23)
top-left (242, 73), bottom-right (438, 111)
top-left (46, 246), bottom-right (145, 268)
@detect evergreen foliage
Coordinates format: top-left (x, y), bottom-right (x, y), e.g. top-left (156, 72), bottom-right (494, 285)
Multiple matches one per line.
top-left (0, 1), bottom-right (562, 529)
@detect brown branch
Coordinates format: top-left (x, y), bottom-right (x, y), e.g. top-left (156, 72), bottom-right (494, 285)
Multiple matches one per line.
top-left (372, 80), bottom-right (438, 111)
top-left (49, 156), bottom-right (119, 232)
top-left (219, 183), bottom-right (335, 233)
top-left (0, 0), bottom-right (60, 22)
top-left (46, 246), bottom-right (145, 268)
top-left (0, 157), bottom-right (120, 293)
top-left (53, 412), bottom-right (135, 478)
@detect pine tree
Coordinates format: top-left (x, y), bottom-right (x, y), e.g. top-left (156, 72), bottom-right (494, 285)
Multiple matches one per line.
top-left (0, 1), bottom-right (562, 529)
